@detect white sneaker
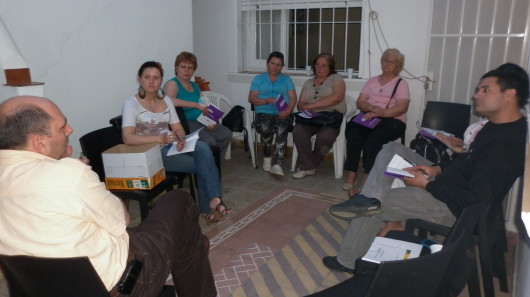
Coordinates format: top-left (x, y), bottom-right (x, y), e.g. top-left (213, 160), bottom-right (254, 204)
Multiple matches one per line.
top-left (292, 169), bottom-right (316, 179)
top-left (263, 157), bottom-right (272, 172)
top-left (270, 164), bottom-right (284, 177)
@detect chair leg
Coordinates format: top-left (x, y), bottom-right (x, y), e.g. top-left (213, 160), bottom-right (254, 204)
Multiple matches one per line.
top-left (139, 199), bottom-right (149, 221)
top-left (253, 129), bottom-right (259, 169)
top-left (189, 174), bottom-right (198, 205)
top-left (478, 212), bottom-right (496, 297)
top-left (467, 250), bottom-right (482, 297)
top-left (246, 110), bottom-right (258, 168)
top-left (493, 240), bottom-right (509, 292)
top-left (291, 145), bottom-right (298, 171)
top-left (225, 142), bottom-right (232, 160)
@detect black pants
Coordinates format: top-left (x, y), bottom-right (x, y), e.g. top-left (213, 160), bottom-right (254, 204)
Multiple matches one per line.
top-left (344, 118), bottom-right (406, 174)
top-left (125, 190), bottom-right (216, 297)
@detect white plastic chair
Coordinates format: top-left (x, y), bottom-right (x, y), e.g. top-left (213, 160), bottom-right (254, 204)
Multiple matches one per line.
top-left (290, 95), bottom-right (357, 179)
top-left (245, 107), bottom-right (258, 168)
top-left (201, 91), bottom-right (243, 160)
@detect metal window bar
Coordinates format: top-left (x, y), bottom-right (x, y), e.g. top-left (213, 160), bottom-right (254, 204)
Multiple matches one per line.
top-left (428, 0), bottom-right (528, 106)
top-left (242, 0), bottom-right (362, 71)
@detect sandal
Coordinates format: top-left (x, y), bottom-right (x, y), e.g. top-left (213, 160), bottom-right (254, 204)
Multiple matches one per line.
top-left (342, 183), bottom-right (353, 191)
top-left (201, 213), bottom-right (221, 225)
top-left (211, 199), bottom-right (232, 221)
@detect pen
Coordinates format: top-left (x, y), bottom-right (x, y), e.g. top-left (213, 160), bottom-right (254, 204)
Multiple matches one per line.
top-left (403, 157), bottom-right (416, 167)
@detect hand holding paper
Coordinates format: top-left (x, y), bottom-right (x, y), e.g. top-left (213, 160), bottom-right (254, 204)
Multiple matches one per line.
top-left (274, 94), bottom-right (288, 113)
top-left (384, 154), bottom-right (415, 178)
top-left (197, 104), bottom-right (224, 126)
top-left (167, 128), bottom-right (203, 155)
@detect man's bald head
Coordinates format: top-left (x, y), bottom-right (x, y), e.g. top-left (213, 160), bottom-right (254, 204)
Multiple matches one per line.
top-left (0, 96), bottom-right (56, 150)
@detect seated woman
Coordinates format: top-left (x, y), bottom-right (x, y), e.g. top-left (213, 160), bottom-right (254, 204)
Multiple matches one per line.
top-left (248, 51), bottom-right (297, 176)
top-left (343, 48), bottom-right (410, 196)
top-left (292, 53), bottom-right (346, 178)
top-left (121, 61), bottom-right (231, 224)
top-left (163, 51), bottom-right (232, 158)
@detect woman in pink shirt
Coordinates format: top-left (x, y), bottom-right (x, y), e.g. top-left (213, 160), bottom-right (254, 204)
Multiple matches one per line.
top-left (343, 49), bottom-right (410, 195)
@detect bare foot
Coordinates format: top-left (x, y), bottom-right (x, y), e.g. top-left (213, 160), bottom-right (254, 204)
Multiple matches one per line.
top-left (377, 221), bottom-right (404, 237)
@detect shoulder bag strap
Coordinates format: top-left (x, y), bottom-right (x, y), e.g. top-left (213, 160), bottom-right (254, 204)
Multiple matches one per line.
top-left (385, 78), bottom-right (403, 109)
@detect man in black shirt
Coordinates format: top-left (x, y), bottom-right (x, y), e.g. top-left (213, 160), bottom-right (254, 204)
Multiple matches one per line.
top-left (323, 63), bottom-right (528, 272)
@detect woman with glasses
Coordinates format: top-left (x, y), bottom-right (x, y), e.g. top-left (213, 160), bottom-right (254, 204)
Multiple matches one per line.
top-left (248, 51), bottom-right (297, 176)
top-left (342, 48), bottom-right (410, 196)
top-left (163, 51), bottom-right (232, 159)
top-left (292, 53), bottom-right (346, 179)
top-left (122, 61), bottom-right (231, 225)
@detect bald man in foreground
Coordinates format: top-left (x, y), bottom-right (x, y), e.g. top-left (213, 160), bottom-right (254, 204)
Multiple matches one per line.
top-left (0, 96), bottom-right (216, 297)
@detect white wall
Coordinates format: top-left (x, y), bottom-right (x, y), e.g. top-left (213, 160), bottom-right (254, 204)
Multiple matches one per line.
top-left (0, 0), bottom-right (194, 155)
top-left (193, 0), bottom-right (432, 143)
top-left (192, 0), bottom-right (238, 97)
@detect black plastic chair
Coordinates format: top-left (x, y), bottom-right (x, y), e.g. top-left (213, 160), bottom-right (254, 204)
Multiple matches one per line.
top-left (0, 255), bottom-right (176, 297)
top-left (308, 203), bottom-right (484, 297)
top-left (420, 101), bottom-right (471, 138)
top-left (0, 255), bottom-right (111, 297)
top-left (305, 234), bottom-right (466, 297)
top-left (386, 203), bottom-right (486, 297)
top-left (405, 199), bottom-right (509, 297)
top-left (79, 126), bottom-right (192, 221)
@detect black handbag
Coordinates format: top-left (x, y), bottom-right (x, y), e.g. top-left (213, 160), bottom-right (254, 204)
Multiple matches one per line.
top-left (295, 110), bottom-right (343, 129)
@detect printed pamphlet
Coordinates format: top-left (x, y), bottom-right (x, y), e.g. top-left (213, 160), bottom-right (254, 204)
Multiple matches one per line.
top-left (351, 112), bottom-right (381, 128)
top-left (297, 109), bottom-right (321, 118)
top-left (362, 236), bottom-right (422, 264)
top-left (197, 104), bottom-right (225, 126)
top-left (274, 94), bottom-right (288, 112)
top-left (419, 127), bottom-right (464, 153)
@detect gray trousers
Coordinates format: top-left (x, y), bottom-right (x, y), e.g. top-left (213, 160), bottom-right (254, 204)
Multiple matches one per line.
top-left (336, 142), bottom-right (456, 268)
top-left (188, 120), bottom-right (232, 159)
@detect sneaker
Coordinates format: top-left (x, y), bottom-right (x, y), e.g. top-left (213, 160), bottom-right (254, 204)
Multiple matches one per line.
top-left (292, 169), bottom-right (316, 179)
top-left (263, 157), bottom-right (271, 172)
top-left (329, 194), bottom-right (381, 220)
top-left (322, 256), bottom-right (355, 274)
top-left (270, 164), bottom-right (284, 177)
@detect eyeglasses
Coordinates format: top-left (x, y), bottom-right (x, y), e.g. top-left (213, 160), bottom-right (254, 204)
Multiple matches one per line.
top-left (382, 59), bottom-right (397, 64)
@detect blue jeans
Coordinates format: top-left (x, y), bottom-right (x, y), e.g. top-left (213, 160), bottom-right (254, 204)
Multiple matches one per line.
top-left (160, 141), bottom-right (222, 214)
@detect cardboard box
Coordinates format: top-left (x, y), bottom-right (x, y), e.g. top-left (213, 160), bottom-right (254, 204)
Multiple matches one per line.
top-left (102, 143), bottom-right (166, 190)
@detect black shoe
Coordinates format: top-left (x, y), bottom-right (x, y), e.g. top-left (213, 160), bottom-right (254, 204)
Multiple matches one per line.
top-left (329, 194), bottom-right (381, 220)
top-left (322, 256), bottom-right (355, 274)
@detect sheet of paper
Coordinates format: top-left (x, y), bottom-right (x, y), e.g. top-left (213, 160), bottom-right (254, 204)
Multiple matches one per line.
top-left (166, 128), bottom-right (203, 156)
top-left (384, 154), bottom-right (414, 178)
top-left (362, 236), bottom-right (423, 264)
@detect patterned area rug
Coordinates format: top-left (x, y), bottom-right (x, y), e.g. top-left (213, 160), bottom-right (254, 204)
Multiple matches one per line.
top-left (205, 186), bottom-right (352, 297)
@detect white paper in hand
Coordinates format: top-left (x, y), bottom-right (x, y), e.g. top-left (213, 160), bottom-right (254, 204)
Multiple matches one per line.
top-left (167, 128), bottom-right (203, 156)
top-left (384, 154), bottom-right (414, 178)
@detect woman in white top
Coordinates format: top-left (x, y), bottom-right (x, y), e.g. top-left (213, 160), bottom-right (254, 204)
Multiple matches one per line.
top-left (121, 61), bottom-right (231, 224)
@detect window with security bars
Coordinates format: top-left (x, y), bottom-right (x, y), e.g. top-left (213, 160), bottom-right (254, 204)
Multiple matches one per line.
top-left (241, 0), bottom-right (363, 73)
